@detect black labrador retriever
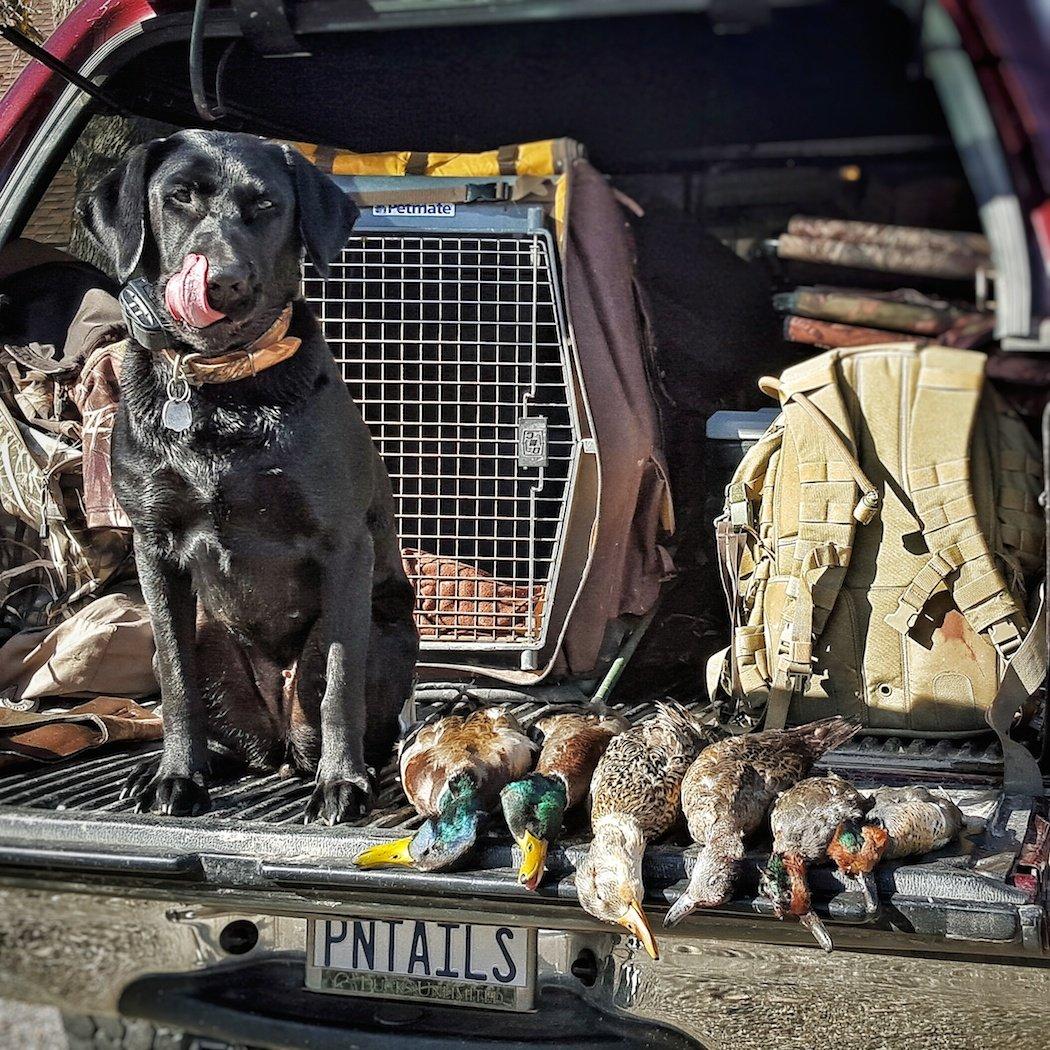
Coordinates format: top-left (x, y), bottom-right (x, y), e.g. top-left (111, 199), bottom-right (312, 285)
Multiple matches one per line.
top-left (79, 129), bottom-right (418, 823)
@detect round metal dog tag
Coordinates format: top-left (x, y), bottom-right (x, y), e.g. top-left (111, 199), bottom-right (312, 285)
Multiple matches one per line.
top-left (162, 398), bottom-right (193, 432)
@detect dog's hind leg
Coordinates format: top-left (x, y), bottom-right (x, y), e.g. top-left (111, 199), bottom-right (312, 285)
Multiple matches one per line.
top-left (363, 626), bottom-right (418, 774)
top-left (362, 545), bottom-right (419, 773)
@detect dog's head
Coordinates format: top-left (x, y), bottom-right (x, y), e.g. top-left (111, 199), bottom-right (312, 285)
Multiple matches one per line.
top-left (78, 130), bottom-right (359, 351)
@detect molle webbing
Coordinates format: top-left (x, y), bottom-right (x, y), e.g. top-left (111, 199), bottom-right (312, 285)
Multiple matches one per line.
top-left (713, 342), bottom-right (1045, 769)
top-left (760, 357), bottom-right (875, 729)
top-left (887, 348), bottom-right (1025, 652)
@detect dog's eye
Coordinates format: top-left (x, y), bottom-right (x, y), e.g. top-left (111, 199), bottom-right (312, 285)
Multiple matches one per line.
top-left (167, 185), bottom-right (193, 205)
top-left (255, 198), bottom-right (274, 211)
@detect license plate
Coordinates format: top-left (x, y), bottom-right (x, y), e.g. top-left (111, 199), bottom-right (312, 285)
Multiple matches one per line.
top-left (305, 917), bottom-right (536, 1011)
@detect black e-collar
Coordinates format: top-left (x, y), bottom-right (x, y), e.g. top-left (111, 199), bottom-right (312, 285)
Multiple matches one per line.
top-left (118, 278), bottom-right (175, 352)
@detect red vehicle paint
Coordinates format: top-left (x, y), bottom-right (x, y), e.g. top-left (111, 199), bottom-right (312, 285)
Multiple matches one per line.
top-left (0, 0), bottom-right (176, 180)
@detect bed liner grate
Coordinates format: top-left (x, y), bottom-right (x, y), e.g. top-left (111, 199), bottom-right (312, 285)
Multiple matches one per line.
top-left (0, 698), bottom-right (1007, 837)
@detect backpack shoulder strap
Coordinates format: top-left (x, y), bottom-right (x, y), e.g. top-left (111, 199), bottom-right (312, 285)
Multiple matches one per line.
top-left (711, 422), bottom-right (785, 704)
top-left (987, 585), bottom-right (1046, 796)
top-left (761, 350), bottom-right (880, 729)
top-left (886, 347), bottom-right (1027, 654)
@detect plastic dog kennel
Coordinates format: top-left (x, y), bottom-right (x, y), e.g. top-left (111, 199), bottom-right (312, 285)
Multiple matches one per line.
top-left (298, 141), bottom-right (672, 683)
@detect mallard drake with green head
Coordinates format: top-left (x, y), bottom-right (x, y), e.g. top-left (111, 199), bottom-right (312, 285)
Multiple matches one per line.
top-left (760, 773), bottom-right (871, 952)
top-left (665, 717), bottom-right (860, 927)
top-left (828, 784), bottom-right (962, 883)
top-left (354, 704), bottom-right (536, 872)
top-left (501, 708), bottom-right (629, 891)
top-left (574, 702), bottom-right (713, 961)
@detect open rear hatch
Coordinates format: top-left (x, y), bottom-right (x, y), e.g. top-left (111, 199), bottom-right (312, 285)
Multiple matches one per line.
top-left (0, 0), bottom-right (1046, 963)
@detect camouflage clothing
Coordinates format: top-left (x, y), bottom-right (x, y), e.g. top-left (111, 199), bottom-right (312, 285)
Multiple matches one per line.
top-left (71, 337), bottom-right (130, 529)
top-left (0, 289), bottom-right (132, 641)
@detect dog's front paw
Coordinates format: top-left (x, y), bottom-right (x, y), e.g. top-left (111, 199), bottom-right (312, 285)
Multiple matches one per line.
top-left (304, 769), bottom-right (373, 826)
top-left (121, 760), bottom-right (210, 817)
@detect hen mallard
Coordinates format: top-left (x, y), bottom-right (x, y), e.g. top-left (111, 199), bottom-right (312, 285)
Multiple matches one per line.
top-left (760, 773), bottom-right (871, 952)
top-left (665, 717), bottom-right (860, 927)
top-left (501, 708), bottom-right (629, 891)
top-left (828, 784), bottom-right (963, 882)
top-left (354, 703), bottom-right (536, 872)
top-left (574, 702), bottom-right (714, 960)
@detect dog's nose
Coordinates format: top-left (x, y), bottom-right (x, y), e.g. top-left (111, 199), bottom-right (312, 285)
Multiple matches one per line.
top-left (207, 264), bottom-right (252, 308)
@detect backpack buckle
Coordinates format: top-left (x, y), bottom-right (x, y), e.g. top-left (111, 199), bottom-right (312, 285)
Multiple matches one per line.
top-left (988, 621), bottom-right (1023, 661)
top-left (727, 481), bottom-right (752, 529)
top-left (853, 489), bottom-right (880, 525)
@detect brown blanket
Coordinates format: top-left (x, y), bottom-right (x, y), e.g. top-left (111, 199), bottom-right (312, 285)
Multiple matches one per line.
top-left (403, 548), bottom-right (544, 639)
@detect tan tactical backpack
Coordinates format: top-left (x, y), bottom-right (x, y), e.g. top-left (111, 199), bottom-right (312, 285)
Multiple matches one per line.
top-left (710, 344), bottom-right (1046, 792)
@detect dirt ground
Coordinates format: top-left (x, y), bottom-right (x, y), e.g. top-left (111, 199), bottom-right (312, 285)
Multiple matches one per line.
top-left (0, 999), bottom-right (65, 1050)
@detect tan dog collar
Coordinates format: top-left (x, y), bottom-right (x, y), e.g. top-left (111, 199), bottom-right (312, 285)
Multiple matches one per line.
top-left (161, 306), bottom-right (301, 385)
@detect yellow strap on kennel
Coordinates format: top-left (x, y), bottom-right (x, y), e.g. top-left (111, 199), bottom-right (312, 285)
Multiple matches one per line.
top-left (291, 139), bottom-right (581, 249)
top-left (291, 138), bottom-right (582, 178)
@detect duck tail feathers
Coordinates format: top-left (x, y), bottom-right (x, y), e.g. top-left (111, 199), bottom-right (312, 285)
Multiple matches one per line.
top-left (789, 716), bottom-right (861, 758)
top-left (654, 701), bottom-right (712, 750)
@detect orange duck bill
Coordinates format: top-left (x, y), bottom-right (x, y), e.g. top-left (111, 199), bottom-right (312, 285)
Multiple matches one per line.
top-left (617, 900), bottom-right (660, 961)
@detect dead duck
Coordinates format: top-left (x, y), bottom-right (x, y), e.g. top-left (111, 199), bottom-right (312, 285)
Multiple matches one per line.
top-left (760, 773), bottom-right (871, 952)
top-left (828, 785), bottom-right (963, 884)
top-left (574, 702), bottom-right (713, 961)
top-left (665, 717), bottom-right (860, 927)
top-left (354, 703), bottom-right (536, 872)
top-left (501, 708), bottom-right (629, 891)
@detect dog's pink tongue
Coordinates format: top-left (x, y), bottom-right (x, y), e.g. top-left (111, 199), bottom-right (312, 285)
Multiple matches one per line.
top-left (164, 253), bottom-right (226, 328)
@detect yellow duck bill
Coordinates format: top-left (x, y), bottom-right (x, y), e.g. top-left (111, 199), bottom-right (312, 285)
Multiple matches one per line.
top-left (516, 831), bottom-right (549, 891)
top-left (617, 900), bottom-right (660, 961)
top-left (354, 837), bottom-right (416, 869)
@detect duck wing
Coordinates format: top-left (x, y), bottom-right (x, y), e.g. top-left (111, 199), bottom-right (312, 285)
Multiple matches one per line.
top-left (680, 723), bottom-right (834, 844)
top-left (681, 746), bottom-right (770, 848)
top-left (869, 786), bottom-right (963, 859)
top-left (770, 774), bottom-right (868, 861)
top-left (535, 712), bottom-right (629, 809)
top-left (590, 705), bottom-right (709, 839)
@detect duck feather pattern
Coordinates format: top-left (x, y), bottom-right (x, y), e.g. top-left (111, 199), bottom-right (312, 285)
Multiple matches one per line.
top-left (590, 702), bottom-right (714, 838)
top-left (868, 785), bottom-right (963, 860)
top-left (399, 706), bottom-right (537, 817)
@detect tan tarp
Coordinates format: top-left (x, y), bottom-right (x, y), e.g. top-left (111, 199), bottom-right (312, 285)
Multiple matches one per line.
top-left (0, 588), bottom-right (156, 703)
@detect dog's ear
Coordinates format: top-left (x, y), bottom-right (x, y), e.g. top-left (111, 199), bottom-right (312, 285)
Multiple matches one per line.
top-left (77, 139), bottom-right (170, 283)
top-left (283, 146), bottom-right (359, 278)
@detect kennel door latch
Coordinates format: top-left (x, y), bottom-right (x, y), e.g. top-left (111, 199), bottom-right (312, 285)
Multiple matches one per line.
top-left (518, 417), bottom-right (549, 469)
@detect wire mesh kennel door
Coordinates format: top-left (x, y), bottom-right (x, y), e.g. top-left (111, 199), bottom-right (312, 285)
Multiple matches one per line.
top-left (303, 205), bottom-right (584, 663)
